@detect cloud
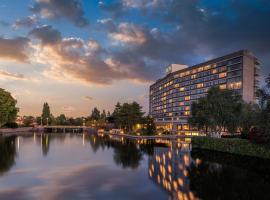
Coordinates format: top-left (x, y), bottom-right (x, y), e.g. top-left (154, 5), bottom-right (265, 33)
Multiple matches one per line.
top-left (99, 0), bottom-right (270, 76)
top-left (29, 25), bottom-right (154, 85)
top-left (30, 0), bottom-right (89, 27)
top-left (83, 96), bottom-right (94, 101)
top-left (13, 15), bottom-right (38, 29)
top-left (109, 23), bottom-right (146, 45)
top-left (122, 0), bottom-right (162, 9)
top-left (0, 37), bottom-right (30, 62)
top-left (29, 25), bottom-right (61, 45)
top-left (0, 70), bottom-right (26, 80)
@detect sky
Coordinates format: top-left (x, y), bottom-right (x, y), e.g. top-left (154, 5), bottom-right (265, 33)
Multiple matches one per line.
top-left (0, 0), bottom-right (269, 117)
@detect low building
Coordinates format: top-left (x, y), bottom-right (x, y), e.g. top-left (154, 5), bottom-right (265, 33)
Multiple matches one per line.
top-left (149, 50), bottom-right (260, 134)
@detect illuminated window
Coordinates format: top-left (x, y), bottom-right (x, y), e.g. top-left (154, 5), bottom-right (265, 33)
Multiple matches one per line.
top-left (204, 65), bottom-right (211, 70)
top-left (182, 125), bottom-right (189, 130)
top-left (212, 69), bottom-right (218, 74)
top-left (219, 72), bottom-right (227, 78)
top-left (185, 71), bottom-right (190, 75)
top-left (197, 83), bottom-right (204, 88)
top-left (191, 69), bottom-right (197, 74)
top-left (198, 67), bottom-right (204, 72)
top-left (184, 96), bottom-right (191, 101)
top-left (191, 74), bottom-right (197, 79)
top-left (185, 106), bottom-right (190, 111)
top-left (179, 87), bottom-right (185, 92)
top-left (219, 84), bottom-right (227, 90)
top-left (228, 82), bottom-right (242, 90)
top-left (179, 102), bottom-right (184, 106)
top-left (174, 84), bottom-right (179, 88)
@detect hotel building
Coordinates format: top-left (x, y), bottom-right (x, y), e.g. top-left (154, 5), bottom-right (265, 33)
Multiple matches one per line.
top-left (149, 50), bottom-right (260, 133)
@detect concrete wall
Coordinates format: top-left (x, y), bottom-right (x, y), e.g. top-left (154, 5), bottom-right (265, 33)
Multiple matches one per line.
top-left (242, 53), bottom-right (256, 103)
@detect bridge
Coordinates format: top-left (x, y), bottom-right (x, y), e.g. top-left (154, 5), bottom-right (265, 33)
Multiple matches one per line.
top-left (36, 126), bottom-right (96, 133)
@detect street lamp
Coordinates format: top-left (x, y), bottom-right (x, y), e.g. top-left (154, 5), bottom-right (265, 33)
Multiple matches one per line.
top-left (46, 117), bottom-right (49, 126)
top-left (83, 118), bottom-right (85, 127)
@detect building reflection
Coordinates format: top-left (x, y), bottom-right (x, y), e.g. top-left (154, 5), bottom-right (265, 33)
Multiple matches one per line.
top-left (148, 140), bottom-right (199, 200)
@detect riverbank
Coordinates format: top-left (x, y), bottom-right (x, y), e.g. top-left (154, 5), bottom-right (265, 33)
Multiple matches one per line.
top-left (192, 137), bottom-right (270, 159)
top-left (0, 127), bottom-right (34, 137)
top-left (103, 131), bottom-right (197, 140)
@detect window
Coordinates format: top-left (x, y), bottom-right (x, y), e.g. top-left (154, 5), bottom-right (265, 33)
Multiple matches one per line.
top-left (228, 82), bottom-right (242, 90)
top-left (228, 64), bottom-right (242, 71)
top-left (191, 69), bottom-right (197, 74)
top-left (219, 72), bottom-right (227, 78)
top-left (198, 67), bottom-right (204, 72)
top-left (197, 83), bottom-right (204, 88)
top-left (184, 96), bottom-right (191, 101)
top-left (191, 74), bottom-right (197, 79)
top-left (204, 65), bottom-right (211, 71)
top-left (179, 102), bottom-right (184, 106)
top-left (184, 111), bottom-right (190, 116)
top-left (212, 69), bottom-right (218, 74)
top-left (185, 106), bottom-right (190, 111)
top-left (219, 84), bottom-right (227, 90)
top-left (182, 125), bottom-right (189, 131)
top-left (179, 87), bottom-right (185, 92)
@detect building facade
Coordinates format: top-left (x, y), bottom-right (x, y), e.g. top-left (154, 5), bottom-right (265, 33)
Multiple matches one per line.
top-left (149, 50), bottom-right (260, 134)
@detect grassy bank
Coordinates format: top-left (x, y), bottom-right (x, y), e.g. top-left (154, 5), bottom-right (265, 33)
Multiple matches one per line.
top-left (192, 137), bottom-right (270, 159)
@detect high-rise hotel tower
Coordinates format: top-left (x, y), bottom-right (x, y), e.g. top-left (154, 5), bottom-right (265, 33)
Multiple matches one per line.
top-left (149, 50), bottom-right (260, 133)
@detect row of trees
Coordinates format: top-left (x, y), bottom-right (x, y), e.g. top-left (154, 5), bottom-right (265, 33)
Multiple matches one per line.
top-left (189, 74), bottom-right (270, 142)
top-left (111, 102), bottom-right (156, 134)
top-left (0, 88), bottom-right (19, 128)
top-left (0, 87), bottom-right (154, 134)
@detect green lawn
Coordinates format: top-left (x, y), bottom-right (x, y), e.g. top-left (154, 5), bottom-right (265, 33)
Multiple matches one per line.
top-left (192, 137), bottom-right (270, 159)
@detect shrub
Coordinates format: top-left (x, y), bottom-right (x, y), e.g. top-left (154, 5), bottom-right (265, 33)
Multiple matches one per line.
top-left (4, 122), bottom-right (18, 129)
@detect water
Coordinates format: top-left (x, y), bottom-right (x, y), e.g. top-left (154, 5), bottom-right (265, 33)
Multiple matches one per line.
top-left (0, 133), bottom-right (270, 200)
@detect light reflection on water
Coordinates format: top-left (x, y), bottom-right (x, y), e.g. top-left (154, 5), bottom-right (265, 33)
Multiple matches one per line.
top-left (0, 133), bottom-right (270, 200)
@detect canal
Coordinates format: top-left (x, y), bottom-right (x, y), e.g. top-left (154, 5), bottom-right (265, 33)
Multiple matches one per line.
top-left (0, 133), bottom-right (270, 200)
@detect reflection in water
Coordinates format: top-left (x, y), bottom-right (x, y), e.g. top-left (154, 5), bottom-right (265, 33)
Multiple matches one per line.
top-left (148, 140), bottom-right (198, 200)
top-left (189, 150), bottom-right (270, 200)
top-left (1, 133), bottom-right (270, 200)
top-left (0, 136), bottom-right (17, 175)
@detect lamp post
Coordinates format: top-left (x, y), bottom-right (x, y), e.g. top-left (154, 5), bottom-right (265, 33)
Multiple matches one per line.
top-left (46, 117), bottom-right (49, 126)
top-left (83, 118), bottom-right (85, 127)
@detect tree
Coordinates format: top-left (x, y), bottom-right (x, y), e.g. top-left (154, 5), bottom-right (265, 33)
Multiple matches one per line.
top-left (256, 74), bottom-right (270, 109)
top-left (90, 107), bottom-right (100, 120)
top-left (112, 101), bottom-right (144, 132)
top-left (142, 116), bottom-right (156, 135)
top-left (41, 102), bottom-right (52, 125)
top-left (55, 114), bottom-right (67, 125)
top-left (189, 87), bottom-right (243, 135)
top-left (112, 102), bottom-right (122, 128)
top-left (101, 110), bottom-right (106, 120)
top-left (0, 88), bottom-right (19, 127)
top-left (240, 103), bottom-right (259, 136)
top-left (0, 136), bottom-right (16, 174)
top-left (23, 116), bottom-right (35, 127)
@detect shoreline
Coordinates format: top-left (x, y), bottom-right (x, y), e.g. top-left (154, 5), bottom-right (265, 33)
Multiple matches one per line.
top-left (192, 137), bottom-right (270, 160)
top-left (102, 132), bottom-right (195, 140)
top-left (0, 127), bottom-right (34, 137)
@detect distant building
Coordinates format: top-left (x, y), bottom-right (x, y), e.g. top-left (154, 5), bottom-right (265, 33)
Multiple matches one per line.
top-left (149, 50), bottom-right (260, 134)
